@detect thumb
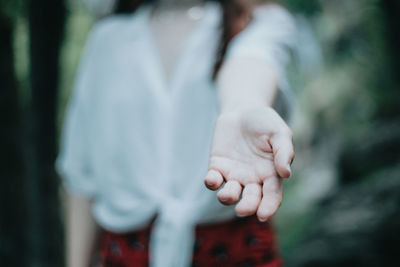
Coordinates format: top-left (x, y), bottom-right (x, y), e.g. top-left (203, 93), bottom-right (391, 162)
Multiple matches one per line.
top-left (269, 132), bottom-right (294, 178)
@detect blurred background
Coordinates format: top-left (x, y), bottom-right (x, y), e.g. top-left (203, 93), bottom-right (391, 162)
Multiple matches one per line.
top-left (1, 0), bottom-right (399, 266)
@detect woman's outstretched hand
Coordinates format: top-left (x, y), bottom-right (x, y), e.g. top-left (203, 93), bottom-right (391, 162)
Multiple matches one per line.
top-left (205, 107), bottom-right (294, 222)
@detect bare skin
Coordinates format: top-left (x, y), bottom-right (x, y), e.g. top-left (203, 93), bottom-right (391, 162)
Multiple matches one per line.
top-left (66, 194), bottom-right (98, 267)
top-left (204, 56), bottom-right (294, 222)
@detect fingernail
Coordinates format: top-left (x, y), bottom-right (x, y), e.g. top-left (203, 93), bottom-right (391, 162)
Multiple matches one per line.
top-left (286, 164), bottom-right (291, 175)
top-left (219, 197), bottom-right (228, 202)
top-left (259, 217), bottom-right (268, 222)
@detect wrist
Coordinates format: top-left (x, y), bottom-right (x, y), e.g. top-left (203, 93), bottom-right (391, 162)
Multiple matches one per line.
top-left (220, 102), bottom-right (274, 114)
top-left (217, 106), bottom-right (289, 136)
top-left (219, 104), bottom-right (274, 116)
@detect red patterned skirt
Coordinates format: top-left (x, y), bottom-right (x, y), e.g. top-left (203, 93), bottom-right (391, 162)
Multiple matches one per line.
top-left (97, 215), bottom-right (282, 267)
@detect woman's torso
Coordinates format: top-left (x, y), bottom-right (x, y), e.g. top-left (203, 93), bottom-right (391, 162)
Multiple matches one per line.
top-left (82, 2), bottom-right (236, 232)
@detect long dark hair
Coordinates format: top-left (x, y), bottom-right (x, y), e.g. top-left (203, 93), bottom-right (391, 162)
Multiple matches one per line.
top-left (115, 0), bottom-right (251, 79)
top-left (212, 0), bottom-right (251, 79)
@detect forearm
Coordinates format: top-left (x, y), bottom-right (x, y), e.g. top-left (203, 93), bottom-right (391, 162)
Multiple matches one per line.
top-left (217, 56), bottom-right (279, 113)
top-left (207, 45), bottom-right (293, 221)
top-left (217, 0), bottom-right (295, 113)
top-left (66, 193), bottom-right (99, 267)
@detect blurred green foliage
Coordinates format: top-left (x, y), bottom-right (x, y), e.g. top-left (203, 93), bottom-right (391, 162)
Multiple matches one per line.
top-left (11, 1), bottom-right (94, 127)
top-left (0, 0), bottom-right (25, 21)
top-left (58, 3), bottom-right (94, 127)
top-left (275, 1), bottom-right (400, 265)
top-left (282, 0), bottom-right (321, 16)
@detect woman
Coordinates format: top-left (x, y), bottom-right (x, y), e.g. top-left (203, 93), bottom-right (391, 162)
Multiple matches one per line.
top-left (57, 0), bottom-right (296, 266)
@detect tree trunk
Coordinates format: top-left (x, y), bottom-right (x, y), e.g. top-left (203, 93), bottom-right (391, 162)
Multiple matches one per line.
top-left (0, 12), bottom-right (28, 267)
top-left (27, 0), bottom-right (66, 266)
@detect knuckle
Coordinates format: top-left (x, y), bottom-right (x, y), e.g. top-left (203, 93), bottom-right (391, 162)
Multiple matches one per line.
top-left (277, 126), bottom-right (292, 140)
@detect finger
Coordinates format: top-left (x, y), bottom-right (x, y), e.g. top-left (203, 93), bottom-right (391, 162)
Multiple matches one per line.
top-left (204, 169), bottom-right (224, 191)
top-left (235, 183), bottom-right (262, 217)
top-left (257, 177), bottom-right (283, 222)
top-left (217, 180), bottom-right (242, 205)
top-left (270, 132), bottom-right (294, 178)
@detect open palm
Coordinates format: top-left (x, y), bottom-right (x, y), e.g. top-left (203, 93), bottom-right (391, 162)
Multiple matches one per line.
top-left (205, 107), bottom-right (294, 222)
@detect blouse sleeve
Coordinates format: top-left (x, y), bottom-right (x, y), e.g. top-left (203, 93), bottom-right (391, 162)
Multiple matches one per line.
top-left (225, 4), bottom-right (297, 121)
top-left (56, 29), bottom-right (99, 198)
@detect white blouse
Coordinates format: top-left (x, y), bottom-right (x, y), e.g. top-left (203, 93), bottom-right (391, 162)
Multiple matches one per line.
top-left (56, 2), bottom-right (296, 266)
